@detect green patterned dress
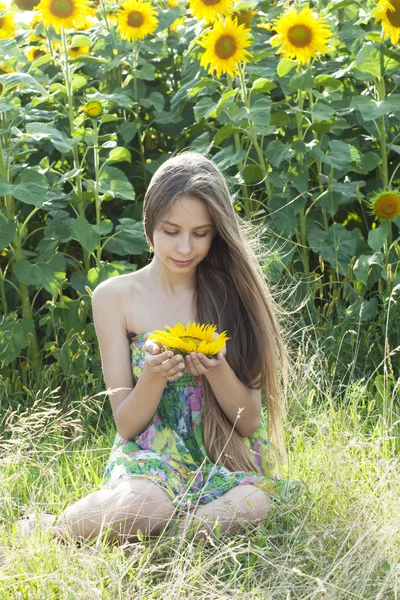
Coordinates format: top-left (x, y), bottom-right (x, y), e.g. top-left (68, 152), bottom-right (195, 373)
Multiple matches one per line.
top-left (101, 332), bottom-right (302, 515)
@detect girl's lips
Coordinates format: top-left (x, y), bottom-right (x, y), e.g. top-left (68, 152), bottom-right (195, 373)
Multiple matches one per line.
top-left (172, 259), bottom-right (193, 266)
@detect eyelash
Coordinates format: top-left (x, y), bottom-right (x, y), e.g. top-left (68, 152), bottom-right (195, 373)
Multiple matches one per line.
top-left (163, 230), bottom-right (208, 238)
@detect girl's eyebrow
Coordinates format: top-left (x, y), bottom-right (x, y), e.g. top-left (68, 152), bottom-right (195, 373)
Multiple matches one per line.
top-left (160, 220), bottom-right (213, 229)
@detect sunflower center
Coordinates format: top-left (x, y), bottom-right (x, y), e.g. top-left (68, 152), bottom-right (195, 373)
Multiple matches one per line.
top-left (215, 34), bottom-right (237, 59)
top-left (180, 336), bottom-right (202, 346)
top-left (0, 17), bottom-right (4, 28)
top-left (377, 194), bottom-right (399, 217)
top-left (202, 0), bottom-right (221, 6)
top-left (287, 24), bottom-right (312, 47)
top-left (49, 0), bottom-right (74, 18)
top-left (127, 10), bottom-right (144, 27)
top-left (386, 0), bottom-right (400, 28)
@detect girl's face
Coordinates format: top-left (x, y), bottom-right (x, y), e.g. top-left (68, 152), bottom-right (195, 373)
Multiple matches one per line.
top-left (152, 195), bottom-right (215, 272)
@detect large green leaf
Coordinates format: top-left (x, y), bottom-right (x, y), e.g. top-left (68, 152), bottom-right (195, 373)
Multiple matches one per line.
top-left (353, 252), bottom-right (384, 285)
top-left (213, 146), bottom-right (247, 171)
top-left (99, 166), bottom-right (136, 201)
top-left (71, 216), bottom-right (101, 254)
top-left (0, 316), bottom-right (35, 366)
top-left (0, 169), bottom-right (48, 206)
top-left (308, 223), bottom-right (358, 276)
top-left (266, 140), bottom-right (292, 167)
top-left (368, 221), bottom-right (389, 252)
top-left (0, 212), bottom-right (16, 249)
top-left (25, 123), bottom-right (77, 153)
top-left (104, 219), bottom-right (147, 255)
top-left (14, 257), bottom-right (65, 296)
top-left (350, 95), bottom-right (400, 121)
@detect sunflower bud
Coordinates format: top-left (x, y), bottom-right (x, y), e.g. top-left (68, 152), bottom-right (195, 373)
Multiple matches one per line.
top-left (80, 100), bottom-right (103, 118)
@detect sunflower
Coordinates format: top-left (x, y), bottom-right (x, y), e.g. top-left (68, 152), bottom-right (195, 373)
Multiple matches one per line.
top-left (148, 321), bottom-right (230, 358)
top-left (369, 189), bottom-right (400, 220)
top-left (269, 7), bottom-right (333, 65)
top-left (116, 0), bottom-right (158, 42)
top-left (375, 0), bottom-right (400, 44)
top-left (80, 100), bottom-right (103, 117)
top-left (0, 4), bottom-right (16, 40)
top-left (33, 0), bottom-right (92, 34)
top-left (199, 14), bottom-right (253, 78)
top-left (233, 8), bottom-right (256, 30)
top-left (69, 44), bottom-right (90, 57)
top-left (189, 0), bottom-right (233, 24)
top-left (26, 46), bottom-right (48, 61)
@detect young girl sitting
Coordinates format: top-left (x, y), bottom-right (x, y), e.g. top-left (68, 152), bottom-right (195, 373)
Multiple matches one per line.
top-left (51, 150), bottom-right (302, 547)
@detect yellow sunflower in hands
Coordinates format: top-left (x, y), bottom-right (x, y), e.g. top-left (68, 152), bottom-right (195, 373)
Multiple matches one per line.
top-left (148, 321), bottom-right (230, 358)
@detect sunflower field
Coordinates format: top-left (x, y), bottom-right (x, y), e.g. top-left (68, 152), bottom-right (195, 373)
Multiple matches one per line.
top-left (0, 0), bottom-right (400, 595)
top-left (0, 0), bottom-right (399, 402)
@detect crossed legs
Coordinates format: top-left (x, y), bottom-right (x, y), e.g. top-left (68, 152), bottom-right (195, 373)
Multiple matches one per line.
top-left (52, 477), bottom-right (271, 546)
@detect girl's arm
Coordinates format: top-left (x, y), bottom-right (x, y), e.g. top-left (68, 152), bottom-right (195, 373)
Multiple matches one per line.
top-left (205, 360), bottom-right (261, 438)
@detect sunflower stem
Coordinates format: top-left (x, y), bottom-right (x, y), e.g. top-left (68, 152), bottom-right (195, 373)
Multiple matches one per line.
top-left (92, 118), bottom-right (102, 270)
top-left (237, 64), bottom-right (272, 205)
top-left (131, 44), bottom-right (147, 189)
top-left (227, 74), bottom-right (252, 220)
top-left (378, 30), bottom-right (393, 295)
top-left (295, 82), bottom-right (310, 277)
top-left (61, 27), bottom-right (90, 273)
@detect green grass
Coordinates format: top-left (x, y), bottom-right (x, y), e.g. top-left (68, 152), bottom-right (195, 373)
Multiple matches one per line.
top-left (0, 346), bottom-right (398, 599)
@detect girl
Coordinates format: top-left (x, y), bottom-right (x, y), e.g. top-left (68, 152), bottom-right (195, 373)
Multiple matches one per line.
top-left (49, 150), bottom-right (302, 547)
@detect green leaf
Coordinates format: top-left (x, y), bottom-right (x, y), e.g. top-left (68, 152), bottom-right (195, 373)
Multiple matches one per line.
top-left (99, 166), bottom-right (136, 201)
top-left (312, 102), bottom-right (335, 121)
top-left (104, 219), bottom-right (147, 256)
top-left (247, 97), bottom-right (272, 134)
top-left (71, 216), bottom-right (101, 254)
top-left (213, 146), bottom-right (246, 171)
top-left (312, 140), bottom-right (359, 170)
top-left (346, 297), bottom-right (378, 321)
top-left (108, 146), bottom-right (132, 164)
top-left (0, 169), bottom-right (48, 207)
top-left (359, 151), bottom-right (381, 173)
top-left (70, 34), bottom-right (92, 47)
top-left (214, 123), bottom-right (243, 145)
top-left (0, 72), bottom-right (46, 95)
top-left (118, 120), bottom-right (140, 144)
top-left (289, 70), bottom-right (315, 91)
top-left (14, 259), bottom-right (63, 296)
top-left (26, 122), bottom-right (76, 154)
top-left (251, 78), bottom-right (277, 93)
top-left (368, 221), bottom-right (389, 252)
top-left (353, 252), bottom-right (384, 285)
top-left (277, 58), bottom-right (296, 77)
top-left (307, 223), bottom-right (358, 276)
top-left (216, 89), bottom-right (237, 118)
top-left (314, 75), bottom-right (342, 89)
top-left (266, 140), bottom-right (292, 167)
top-left (0, 316), bottom-right (35, 366)
top-left (0, 213), bottom-right (16, 249)
top-left (71, 74), bottom-right (88, 91)
top-left (136, 62), bottom-right (156, 80)
top-left (93, 219), bottom-right (113, 236)
top-left (354, 44), bottom-right (381, 78)
top-left (350, 95), bottom-right (400, 121)
top-left (194, 96), bottom-right (219, 121)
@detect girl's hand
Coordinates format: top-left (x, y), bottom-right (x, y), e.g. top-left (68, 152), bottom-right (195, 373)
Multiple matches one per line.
top-left (144, 340), bottom-right (185, 382)
top-left (185, 339), bottom-right (227, 376)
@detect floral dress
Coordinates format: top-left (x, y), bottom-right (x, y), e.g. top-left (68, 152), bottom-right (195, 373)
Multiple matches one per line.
top-left (101, 332), bottom-right (302, 515)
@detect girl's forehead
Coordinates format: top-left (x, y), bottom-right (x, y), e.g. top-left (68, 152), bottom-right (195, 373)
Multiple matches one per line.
top-left (160, 196), bottom-right (213, 224)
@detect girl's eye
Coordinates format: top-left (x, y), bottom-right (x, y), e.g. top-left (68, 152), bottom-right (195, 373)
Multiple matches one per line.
top-left (163, 230), bottom-right (208, 238)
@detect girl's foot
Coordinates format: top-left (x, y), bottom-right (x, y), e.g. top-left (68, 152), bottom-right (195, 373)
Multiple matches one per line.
top-left (15, 513), bottom-right (57, 538)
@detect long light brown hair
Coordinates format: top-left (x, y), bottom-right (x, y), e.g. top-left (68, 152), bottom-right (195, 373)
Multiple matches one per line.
top-left (142, 150), bottom-right (290, 474)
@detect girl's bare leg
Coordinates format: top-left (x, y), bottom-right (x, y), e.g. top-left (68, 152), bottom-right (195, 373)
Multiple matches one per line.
top-left (52, 477), bottom-right (178, 546)
top-left (175, 484), bottom-right (270, 542)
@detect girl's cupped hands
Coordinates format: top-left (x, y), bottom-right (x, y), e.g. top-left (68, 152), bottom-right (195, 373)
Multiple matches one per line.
top-left (185, 342), bottom-right (227, 376)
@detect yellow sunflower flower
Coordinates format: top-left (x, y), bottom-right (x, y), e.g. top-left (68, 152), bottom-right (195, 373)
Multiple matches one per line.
top-left (80, 100), bottom-right (103, 117)
top-left (69, 44), bottom-right (90, 57)
top-left (148, 321), bottom-right (230, 358)
top-left (33, 0), bottom-right (92, 34)
top-left (369, 189), bottom-right (400, 220)
top-left (269, 7), bottom-right (333, 65)
top-left (199, 14), bottom-right (253, 78)
top-left (0, 4), bottom-right (16, 40)
top-left (116, 0), bottom-right (158, 42)
top-left (189, 0), bottom-right (233, 24)
top-left (170, 15), bottom-right (184, 31)
top-left (26, 46), bottom-right (48, 61)
top-left (375, 0), bottom-right (400, 44)
top-left (14, 0), bottom-right (38, 10)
